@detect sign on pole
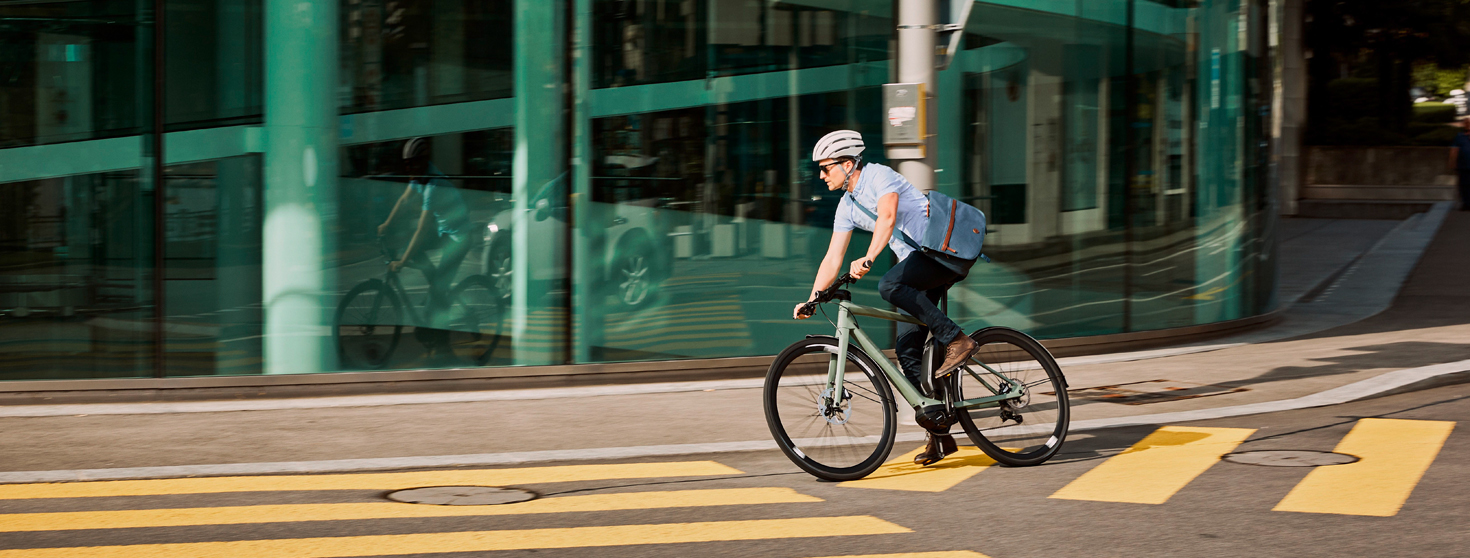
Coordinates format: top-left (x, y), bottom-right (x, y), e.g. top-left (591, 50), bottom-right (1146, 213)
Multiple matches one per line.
top-left (884, 82), bottom-right (925, 153)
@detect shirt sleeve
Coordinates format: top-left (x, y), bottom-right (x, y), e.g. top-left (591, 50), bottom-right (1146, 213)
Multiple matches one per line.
top-left (833, 197), bottom-right (855, 232)
top-left (870, 165), bottom-right (907, 199)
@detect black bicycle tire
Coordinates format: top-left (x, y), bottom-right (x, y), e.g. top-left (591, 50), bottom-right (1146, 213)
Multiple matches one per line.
top-left (763, 336), bottom-right (897, 481)
top-left (446, 274), bottom-right (503, 366)
top-left (333, 279), bottom-right (404, 369)
top-left (956, 327), bottom-right (1070, 467)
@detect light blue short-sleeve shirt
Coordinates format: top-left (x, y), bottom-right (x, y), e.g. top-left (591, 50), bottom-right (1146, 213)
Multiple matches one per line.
top-left (410, 164), bottom-right (470, 242)
top-left (832, 162), bottom-right (929, 261)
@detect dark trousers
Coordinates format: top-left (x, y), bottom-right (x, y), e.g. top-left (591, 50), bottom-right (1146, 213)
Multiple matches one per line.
top-left (411, 234), bottom-right (473, 327)
top-left (877, 251), bottom-right (974, 386)
top-left (1459, 170), bottom-right (1470, 210)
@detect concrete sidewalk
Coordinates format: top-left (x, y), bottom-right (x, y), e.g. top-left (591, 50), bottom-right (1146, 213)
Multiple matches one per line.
top-left (2, 207), bottom-right (1467, 479)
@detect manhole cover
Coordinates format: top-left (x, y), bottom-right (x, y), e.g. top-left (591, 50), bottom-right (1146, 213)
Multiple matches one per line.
top-left (387, 486), bottom-right (537, 506)
top-left (1222, 450), bottom-right (1359, 467)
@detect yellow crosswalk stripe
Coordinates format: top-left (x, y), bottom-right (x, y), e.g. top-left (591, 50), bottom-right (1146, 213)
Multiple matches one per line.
top-left (0, 516), bottom-right (911, 558)
top-left (1273, 418), bottom-right (1455, 517)
top-left (0, 461), bottom-right (741, 500)
top-left (809, 553), bottom-right (991, 558)
top-left (1050, 426), bottom-right (1255, 504)
top-left (0, 488), bottom-right (819, 532)
top-left (842, 446), bottom-right (997, 492)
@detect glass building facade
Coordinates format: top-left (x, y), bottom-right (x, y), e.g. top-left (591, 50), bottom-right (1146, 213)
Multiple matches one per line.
top-left (0, 0), bottom-right (1276, 380)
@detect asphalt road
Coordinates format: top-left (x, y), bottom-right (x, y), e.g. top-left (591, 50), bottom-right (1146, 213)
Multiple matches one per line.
top-left (1, 383), bottom-right (1464, 557)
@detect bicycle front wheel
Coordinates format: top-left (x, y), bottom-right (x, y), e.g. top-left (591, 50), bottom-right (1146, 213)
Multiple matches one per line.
top-left (445, 275), bottom-right (506, 366)
top-left (334, 279), bottom-right (404, 369)
top-left (956, 327), bottom-right (1069, 466)
top-left (764, 337), bottom-right (896, 481)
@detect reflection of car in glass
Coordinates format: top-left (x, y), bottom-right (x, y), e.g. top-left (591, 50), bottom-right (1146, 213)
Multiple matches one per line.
top-left (480, 174), bottom-right (673, 308)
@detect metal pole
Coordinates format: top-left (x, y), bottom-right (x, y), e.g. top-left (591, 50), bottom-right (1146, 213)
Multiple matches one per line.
top-left (1122, 0), bottom-right (1135, 332)
top-left (893, 0), bottom-right (936, 191)
top-left (151, 0), bottom-right (166, 377)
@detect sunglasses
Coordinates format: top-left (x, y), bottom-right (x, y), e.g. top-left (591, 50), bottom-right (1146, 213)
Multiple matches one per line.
top-left (818, 161), bottom-right (846, 177)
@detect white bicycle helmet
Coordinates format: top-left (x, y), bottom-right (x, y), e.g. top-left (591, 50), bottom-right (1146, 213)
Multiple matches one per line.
top-left (812, 130), bottom-right (865, 162)
top-left (402, 137), bottom-right (429, 161)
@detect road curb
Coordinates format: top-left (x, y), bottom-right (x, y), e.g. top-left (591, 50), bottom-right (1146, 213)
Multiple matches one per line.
top-left (3, 358), bottom-right (1466, 484)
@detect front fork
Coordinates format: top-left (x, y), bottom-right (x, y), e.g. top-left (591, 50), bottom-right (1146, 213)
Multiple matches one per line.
top-left (825, 309), bottom-right (857, 409)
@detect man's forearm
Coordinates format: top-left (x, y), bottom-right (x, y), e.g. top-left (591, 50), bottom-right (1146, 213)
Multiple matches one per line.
top-left (384, 188), bottom-right (412, 226)
top-left (810, 256), bottom-right (843, 300)
top-left (867, 219), bottom-right (894, 260)
top-left (401, 216), bottom-right (432, 260)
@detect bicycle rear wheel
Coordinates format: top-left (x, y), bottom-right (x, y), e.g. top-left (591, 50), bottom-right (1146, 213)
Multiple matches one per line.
top-left (955, 327), bottom-right (1069, 466)
top-left (764, 337), bottom-right (896, 481)
top-left (334, 279), bottom-right (404, 369)
top-left (445, 275), bottom-right (506, 366)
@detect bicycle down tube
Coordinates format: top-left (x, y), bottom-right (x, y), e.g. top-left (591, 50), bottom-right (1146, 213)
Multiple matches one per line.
top-left (833, 300), bottom-right (941, 409)
top-left (833, 299), bottom-right (1024, 411)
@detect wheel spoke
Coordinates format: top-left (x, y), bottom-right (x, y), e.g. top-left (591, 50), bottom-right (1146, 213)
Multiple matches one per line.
top-left (767, 342), bottom-right (894, 480)
top-left (956, 330), bottom-right (1069, 467)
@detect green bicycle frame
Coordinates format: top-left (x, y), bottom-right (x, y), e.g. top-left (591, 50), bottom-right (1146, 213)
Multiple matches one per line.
top-left (828, 300), bottom-right (1024, 411)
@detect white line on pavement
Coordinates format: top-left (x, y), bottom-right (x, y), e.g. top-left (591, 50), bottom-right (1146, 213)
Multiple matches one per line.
top-left (2, 359), bottom-right (1464, 484)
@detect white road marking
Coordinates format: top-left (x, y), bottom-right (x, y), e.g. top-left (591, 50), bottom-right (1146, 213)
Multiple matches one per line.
top-left (3, 358), bottom-right (1464, 484)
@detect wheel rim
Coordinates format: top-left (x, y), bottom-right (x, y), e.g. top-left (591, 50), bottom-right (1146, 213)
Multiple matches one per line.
top-left (957, 334), bottom-right (1067, 460)
top-left (618, 251), bottom-right (650, 306)
top-left (446, 279), bottom-right (504, 365)
top-left (337, 287), bottom-right (401, 368)
top-left (770, 345), bottom-right (891, 472)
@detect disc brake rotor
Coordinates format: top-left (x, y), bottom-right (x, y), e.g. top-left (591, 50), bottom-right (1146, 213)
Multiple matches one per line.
top-left (816, 387), bottom-right (853, 425)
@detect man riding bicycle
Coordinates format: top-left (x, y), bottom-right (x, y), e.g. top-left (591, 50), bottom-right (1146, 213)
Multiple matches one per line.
top-left (378, 137), bottom-right (472, 332)
top-left (793, 130), bottom-right (979, 466)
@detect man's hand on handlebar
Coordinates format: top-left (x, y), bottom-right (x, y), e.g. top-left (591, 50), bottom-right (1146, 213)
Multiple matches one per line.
top-left (792, 274), bottom-right (858, 320)
top-left (792, 301), bottom-right (815, 320)
top-left (849, 257), bottom-right (874, 279)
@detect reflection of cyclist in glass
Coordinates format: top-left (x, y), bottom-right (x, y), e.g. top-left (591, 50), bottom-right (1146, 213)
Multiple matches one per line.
top-left (793, 130), bottom-right (978, 466)
top-left (377, 137), bottom-right (472, 328)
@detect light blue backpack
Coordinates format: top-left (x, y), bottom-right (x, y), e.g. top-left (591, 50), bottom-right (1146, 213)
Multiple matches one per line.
top-left (846, 190), bottom-right (990, 263)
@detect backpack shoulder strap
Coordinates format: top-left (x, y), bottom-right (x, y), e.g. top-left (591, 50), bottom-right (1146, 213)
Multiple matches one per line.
top-left (844, 192), bottom-right (921, 250)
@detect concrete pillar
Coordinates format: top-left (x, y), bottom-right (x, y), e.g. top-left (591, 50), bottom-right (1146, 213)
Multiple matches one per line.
top-left (1275, 0), bottom-right (1304, 216)
top-left (263, 0), bottom-right (338, 374)
top-left (892, 0), bottom-right (936, 191)
top-left (512, 0), bottom-right (566, 365)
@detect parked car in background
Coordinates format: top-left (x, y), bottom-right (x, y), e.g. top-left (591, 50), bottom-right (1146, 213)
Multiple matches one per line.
top-left (480, 172), bottom-right (674, 309)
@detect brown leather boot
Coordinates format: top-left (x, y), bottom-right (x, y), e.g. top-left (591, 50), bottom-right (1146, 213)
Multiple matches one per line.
top-left (936, 334), bottom-right (978, 377)
top-left (913, 433), bottom-right (959, 466)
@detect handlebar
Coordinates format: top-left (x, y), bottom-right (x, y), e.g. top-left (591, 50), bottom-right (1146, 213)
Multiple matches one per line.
top-left (377, 237), bottom-right (400, 264)
top-left (797, 273), bottom-right (859, 318)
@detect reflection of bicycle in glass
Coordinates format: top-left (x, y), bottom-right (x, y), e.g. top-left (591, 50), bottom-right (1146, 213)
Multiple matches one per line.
top-left (334, 239), bottom-right (505, 369)
top-left (765, 273), bottom-right (1070, 481)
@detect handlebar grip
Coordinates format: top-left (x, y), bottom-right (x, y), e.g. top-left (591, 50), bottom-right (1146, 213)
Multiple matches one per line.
top-left (862, 260), bottom-right (871, 269)
top-left (797, 302), bottom-right (816, 318)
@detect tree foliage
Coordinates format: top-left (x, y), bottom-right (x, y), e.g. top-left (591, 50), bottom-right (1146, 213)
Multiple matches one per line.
top-left (1306, 0), bottom-right (1470, 142)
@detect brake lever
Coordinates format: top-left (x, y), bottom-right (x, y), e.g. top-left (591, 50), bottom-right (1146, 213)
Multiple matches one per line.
top-left (798, 302), bottom-right (817, 318)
